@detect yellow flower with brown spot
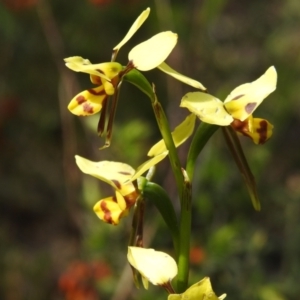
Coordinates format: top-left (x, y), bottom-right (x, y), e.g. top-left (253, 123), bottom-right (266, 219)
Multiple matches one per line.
top-left (65, 8), bottom-right (205, 147)
top-left (75, 114), bottom-right (196, 224)
top-left (180, 66), bottom-right (277, 144)
top-left (75, 156), bottom-right (138, 225)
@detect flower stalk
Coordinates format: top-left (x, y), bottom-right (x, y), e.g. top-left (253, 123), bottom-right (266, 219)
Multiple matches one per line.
top-left (151, 91), bottom-right (192, 291)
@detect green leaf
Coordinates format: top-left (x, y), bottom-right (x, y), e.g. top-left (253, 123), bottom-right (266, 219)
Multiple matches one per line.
top-left (186, 122), bottom-right (219, 181)
top-left (142, 180), bottom-right (179, 255)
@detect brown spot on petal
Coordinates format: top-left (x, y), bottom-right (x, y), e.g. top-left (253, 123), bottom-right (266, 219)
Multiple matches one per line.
top-left (111, 196), bottom-right (117, 203)
top-left (88, 88), bottom-right (106, 96)
top-left (76, 95), bottom-right (86, 104)
top-left (118, 171), bottom-right (131, 175)
top-left (257, 120), bottom-right (268, 144)
top-left (245, 102), bottom-right (257, 114)
top-left (124, 191), bottom-right (139, 208)
top-left (231, 94), bottom-right (244, 100)
top-left (90, 75), bottom-right (102, 85)
top-left (82, 102), bottom-right (94, 114)
top-left (231, 119), bottom-right (249, 133)
top-left (111, 179), bottom-right (121, 189)
top-left (100, 201), bottom-right (113, 224)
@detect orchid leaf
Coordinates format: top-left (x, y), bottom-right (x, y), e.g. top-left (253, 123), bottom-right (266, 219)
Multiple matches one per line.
top-left (186, 122), bottom-right (219, 181)
top-left (142, 181), bottom-right (179, 255)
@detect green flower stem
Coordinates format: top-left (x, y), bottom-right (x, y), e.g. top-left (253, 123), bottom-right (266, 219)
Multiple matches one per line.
top-left (177, 180), bottom-right (192, 293)
top-left (151, 97), bottom-right (184, 196)
top-left (151, 93), bottom-right (191, 292)
top-left (186, 122), bottom-right (219, 181)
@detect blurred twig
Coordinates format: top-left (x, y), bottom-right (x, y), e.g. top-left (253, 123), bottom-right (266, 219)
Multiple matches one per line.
top-left (36, 0), bottom-right (82, 236)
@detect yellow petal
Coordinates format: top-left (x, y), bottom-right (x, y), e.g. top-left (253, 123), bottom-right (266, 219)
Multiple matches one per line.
top-left (131, 152), bottom-right (168, 182)
top-left (64, 56), bottom-right (92, 65)
top-left (68, 86), bottom-right (107, 116)
top-left (232, 116), bottom-right (273, 144)
top-left (114, 190), bottom-right (127, 211)
top-left (148, 114), bottom-right (196, 156)
top-left (180, 92), bottom-right (233, 126)
top-left (158, 62), bottom-right (206, 90)
top-left (90, 76), bottom-right (115, 95)
top-left (129, 31), bottom-right (178, 71)
top-left (127, 247), bottom-right (178, 286)
top-left (75, 156), bottom-right (136, 194)
top-left (65, 57), bottom-right (122, 81)
top-left (168, 277), bottom-right (226, 300)
top-left (102, 80), bottom-right (115, 95)
top-left (113, 8), bottom-right (150, 51)
top-left (93, 192), bottom-right (128, 225)
top-left (65, 57), bottom-right (109, 80)
top-left (224, 66), bottom-right (277, 121)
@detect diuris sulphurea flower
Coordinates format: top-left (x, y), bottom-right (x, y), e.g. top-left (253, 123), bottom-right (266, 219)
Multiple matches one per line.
top-left (65, 8), bottom-right (205, 148)
top-left (74, 114), bottom-right (195, 224)
top-left (181, 66), bottom-right (277, 144)
top-left (75, 156), bottom-right (138, 225)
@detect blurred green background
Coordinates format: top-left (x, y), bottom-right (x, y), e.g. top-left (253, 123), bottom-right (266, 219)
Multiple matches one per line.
top-left (1, 0), bottom-right (300, 299)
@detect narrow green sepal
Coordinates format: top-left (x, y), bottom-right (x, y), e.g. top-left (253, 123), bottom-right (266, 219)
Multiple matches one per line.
top-left (123, 69), bottom-right (155, 101)
top-left (142, 180), bottom-right (179, 255)
top-left (186, 122), bottom-right (219, 181)
top-left (222, 126), bottom-right (261, 211)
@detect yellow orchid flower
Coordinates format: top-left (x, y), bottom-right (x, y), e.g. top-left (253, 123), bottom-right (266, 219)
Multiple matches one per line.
top-left (75, 156), bottom-right (138, 225)
top-left (65, 8), bottom-right (150, 119)
top-left (65, 8), bottom-right (205, 147)
top-left (74, 114), bottom-right (195, 224)
top-left (127, 247), bottom-right (178, 290)
top-left (180, 66), bottom-right (277, 144)
top-left (168, 277), bottom-right (226, 300)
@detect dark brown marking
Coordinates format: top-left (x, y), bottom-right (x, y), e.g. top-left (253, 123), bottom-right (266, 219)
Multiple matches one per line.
top-left (111, 196), bottom-right (117, 203)
top-left (96, 69), bottom-right (105, 74)
top-left (118, 171), bottom-right (131, 175)
top-left (76, 95), bottom-right (86, 104)
top-left (100, 201), bottom-right (113, 224)
top-left (231, 94), bottom-right (244, 101)
top-left (88, 88), bottom-right (106, 96)
top-left (82, 102), bottom-right (94, 114)
top-left (90, 75), bottom-right (101, 85)
top-left (256, 120), bottom-right (268, 144)
top-left (245, 102), bottom-right (257, 114)
top-left (124, 191), bottom-right (139, 208)
top-left (111, 179), bottom-right (121, 189)
top-left (231, 119), bottom-right (250, 134)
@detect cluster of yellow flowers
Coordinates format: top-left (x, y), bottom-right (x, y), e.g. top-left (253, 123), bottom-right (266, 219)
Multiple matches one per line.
top-left (65, 7), bottom-right (277, 297)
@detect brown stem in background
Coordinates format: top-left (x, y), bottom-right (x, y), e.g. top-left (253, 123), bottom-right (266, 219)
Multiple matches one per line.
top-left (36, 0), bottom-right (82, 236)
